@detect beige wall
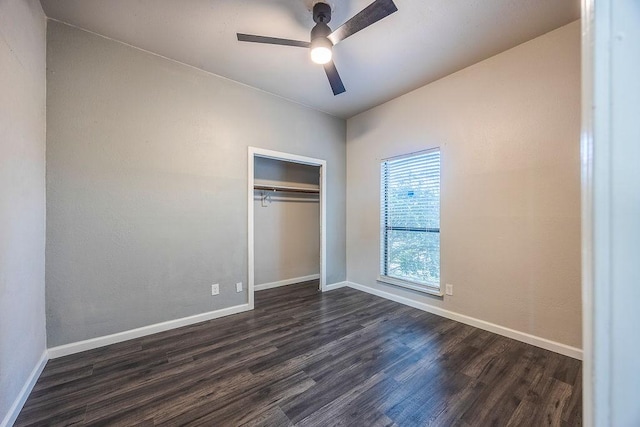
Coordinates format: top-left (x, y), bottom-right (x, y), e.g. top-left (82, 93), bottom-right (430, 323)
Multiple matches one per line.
top-left (45, 21), bottom-right (346, 347)
top-left (254, 158), bottom-right (320, 285)
top-left (346, 22), bottom-right (581, 348)
top-left (0, 0), bottom-right (47, 422)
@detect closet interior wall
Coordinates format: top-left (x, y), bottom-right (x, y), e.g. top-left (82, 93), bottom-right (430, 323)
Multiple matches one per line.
top-left (254, 157), bottom-right (320, 288)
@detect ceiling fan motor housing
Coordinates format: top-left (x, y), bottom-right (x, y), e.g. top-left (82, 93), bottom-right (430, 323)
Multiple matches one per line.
top-left (311, 22), bottom-right (331, 41)
top-left (311, 3), bottom-right (331, 43)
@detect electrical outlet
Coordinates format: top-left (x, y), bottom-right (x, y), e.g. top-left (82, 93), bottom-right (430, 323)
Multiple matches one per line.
top-left (236, 282), bottom-right (243, 293)
top-left (445, 284), bottom-right (453, 296)
top-left (211, 283), bottom-right (220, 296)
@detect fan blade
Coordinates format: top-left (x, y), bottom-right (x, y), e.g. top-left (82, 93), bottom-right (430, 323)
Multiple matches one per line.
top-left (237, 33), bottom-right (310, 48)
top-left (327, 0), bottom-right (398, 45)
top-left (323, 61), bottom-right (346, 96)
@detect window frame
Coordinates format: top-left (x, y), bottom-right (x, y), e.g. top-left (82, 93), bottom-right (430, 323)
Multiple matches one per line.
top-left (378, 147), bottom-right (443, 296)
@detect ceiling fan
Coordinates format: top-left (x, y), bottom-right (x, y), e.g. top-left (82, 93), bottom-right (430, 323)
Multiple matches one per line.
top-left (236, 0), bottom-right (398, 96)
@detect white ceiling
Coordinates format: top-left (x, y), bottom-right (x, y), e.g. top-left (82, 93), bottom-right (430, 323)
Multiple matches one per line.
top-left (40, 0), bottom-right (580, 119)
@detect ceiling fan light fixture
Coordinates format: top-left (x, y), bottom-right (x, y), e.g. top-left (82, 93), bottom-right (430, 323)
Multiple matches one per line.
top-left (236, 0), bottom-right (399, 95)
top-left (310, 37), bottom-right (332, 64)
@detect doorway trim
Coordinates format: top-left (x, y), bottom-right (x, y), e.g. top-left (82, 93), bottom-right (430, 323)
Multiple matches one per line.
top-left (581, 1), bottom-right (598, 425)
top-left (581, 0), bottom-right (640, 425)
top-left (247, 147), bottom-right (327, 310)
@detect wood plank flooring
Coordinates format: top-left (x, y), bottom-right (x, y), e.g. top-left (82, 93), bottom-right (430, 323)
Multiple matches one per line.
top-left (16, 281), bottom-right (582, 426)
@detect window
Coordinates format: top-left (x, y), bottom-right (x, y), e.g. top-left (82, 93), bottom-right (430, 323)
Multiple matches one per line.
top-left (380, 148), bottom-right (441, 293)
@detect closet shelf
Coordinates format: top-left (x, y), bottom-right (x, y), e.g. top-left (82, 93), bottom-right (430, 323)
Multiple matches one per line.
top-left (254, 184), bottom-right (319, 194)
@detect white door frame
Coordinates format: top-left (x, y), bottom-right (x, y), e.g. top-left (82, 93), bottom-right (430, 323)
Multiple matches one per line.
top-left (580, 2), bottom-right (598, 425)
top-left (581, 0), bottom-right (640, 425)
top-left (247, 147), bottom-right (327, 309)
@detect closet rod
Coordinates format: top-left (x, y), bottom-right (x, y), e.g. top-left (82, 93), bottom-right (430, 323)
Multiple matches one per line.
top-left (254, 184), bottom-right (319, 194)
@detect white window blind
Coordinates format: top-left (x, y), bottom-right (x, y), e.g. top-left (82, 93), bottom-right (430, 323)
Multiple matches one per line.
top-left (380, 149), bottom-right (440, 290)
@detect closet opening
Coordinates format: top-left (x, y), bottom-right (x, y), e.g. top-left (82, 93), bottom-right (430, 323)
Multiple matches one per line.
top-left (247, 147), bottom-right (327, 310)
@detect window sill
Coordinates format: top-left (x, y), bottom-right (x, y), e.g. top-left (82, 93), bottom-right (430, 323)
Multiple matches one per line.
top-left (377, 276), bottom-right (443, 297)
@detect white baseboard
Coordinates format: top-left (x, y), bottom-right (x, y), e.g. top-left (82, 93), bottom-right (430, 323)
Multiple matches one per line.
top-left (48, 304), bottom-right (251, 359)
top-left (1, 350), bottom-right (48, 427)
top-left (254, 274), bottom-right (320, 291)
top-left (323, 281), bottom-right (348, 291)
top-left (346, 281), bottom-right (583, 360)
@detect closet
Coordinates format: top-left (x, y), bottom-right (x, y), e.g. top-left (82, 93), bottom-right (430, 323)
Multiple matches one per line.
top-left (253, 157), bottom-right (320, 291)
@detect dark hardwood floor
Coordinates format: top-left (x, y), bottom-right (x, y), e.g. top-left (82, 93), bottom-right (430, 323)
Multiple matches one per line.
top-left (16, 281), bottom-right (582, 426)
